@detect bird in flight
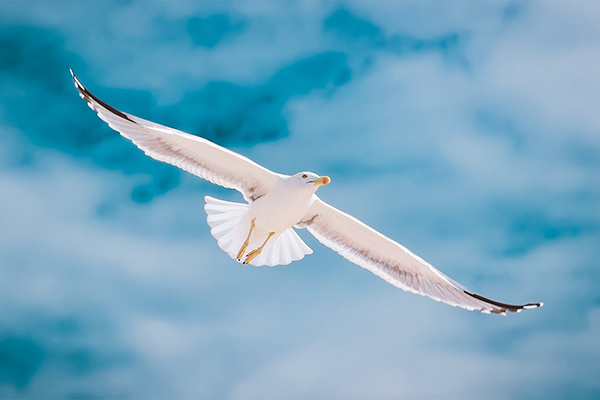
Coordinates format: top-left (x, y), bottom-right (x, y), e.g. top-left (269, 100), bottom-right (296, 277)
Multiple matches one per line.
top-left (71, 70), bottom-right (542, 315)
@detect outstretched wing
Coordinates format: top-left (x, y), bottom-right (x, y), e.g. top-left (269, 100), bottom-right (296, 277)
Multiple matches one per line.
top-left (300, 198), bottom-right (543, 314)
top-left (71, 70), bottom-right (282, 202)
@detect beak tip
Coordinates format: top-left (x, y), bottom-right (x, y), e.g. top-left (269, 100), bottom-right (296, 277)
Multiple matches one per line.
top-left (309, 176), bottom-right (331, 186)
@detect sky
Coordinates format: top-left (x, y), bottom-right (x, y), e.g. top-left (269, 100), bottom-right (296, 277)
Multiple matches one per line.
top-left (0, 1), bottom-right (599, 398)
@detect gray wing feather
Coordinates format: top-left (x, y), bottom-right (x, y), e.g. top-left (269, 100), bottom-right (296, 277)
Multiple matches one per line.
top-left (301, 197), bottom-right (543, 314)
top-left (71, 70), bottom-right (281, 202)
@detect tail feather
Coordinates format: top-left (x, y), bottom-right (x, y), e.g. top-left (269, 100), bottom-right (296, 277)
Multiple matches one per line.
top-left (204, 196), bottom-right (313, 267)
top-left (204, 196), bottom-right (249, 260)
top-left (250, 227), bottom-right (313, 267)
top-left (287, 229), bottom-right (312, 257)
top-left (280, 233), bottom-right (293, 265)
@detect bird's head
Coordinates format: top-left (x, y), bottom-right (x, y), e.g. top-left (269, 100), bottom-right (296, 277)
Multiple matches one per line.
top-left (292, 171), bottom-right (331, 191)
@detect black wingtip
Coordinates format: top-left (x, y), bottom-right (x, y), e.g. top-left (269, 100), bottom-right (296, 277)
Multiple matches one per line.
top-left (69, 68), bottom-right (137, 124)
top-left (464, 290), bottom-right (543, 314)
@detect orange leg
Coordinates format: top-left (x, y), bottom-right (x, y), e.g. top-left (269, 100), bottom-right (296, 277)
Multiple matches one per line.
top-left (236, 219), bottom-right (256, 261)
top-left (243, 232), bottom-right (275, 265)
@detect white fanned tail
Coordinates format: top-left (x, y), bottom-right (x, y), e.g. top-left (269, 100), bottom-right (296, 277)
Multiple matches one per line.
top-left (204, 196), bottom-right (313, 267)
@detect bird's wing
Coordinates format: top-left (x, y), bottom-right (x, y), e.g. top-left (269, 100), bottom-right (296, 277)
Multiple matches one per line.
top-left (300, 197), bottom-right (543, 314)
top-left (71, 70), bottom-right (281, 202)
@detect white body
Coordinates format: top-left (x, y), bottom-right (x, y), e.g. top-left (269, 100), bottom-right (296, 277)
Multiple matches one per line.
top-left (72, 70), bottom-right (542, 314)
top-left (248, 176), bottom-right (317, 234)
top-left (204, 174), bottom-right (322, 267)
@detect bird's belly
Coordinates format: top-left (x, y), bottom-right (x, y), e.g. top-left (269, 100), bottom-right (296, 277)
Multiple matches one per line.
top-left (249, 194), bottom-right (312, 233)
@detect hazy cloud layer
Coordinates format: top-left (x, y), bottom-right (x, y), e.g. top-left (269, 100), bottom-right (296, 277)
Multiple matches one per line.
top-left (1, 1), bottom-right (599, 398)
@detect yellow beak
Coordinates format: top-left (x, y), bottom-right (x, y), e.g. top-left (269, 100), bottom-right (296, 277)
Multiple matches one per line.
top-left (309, 176), bottom-right (331, 186)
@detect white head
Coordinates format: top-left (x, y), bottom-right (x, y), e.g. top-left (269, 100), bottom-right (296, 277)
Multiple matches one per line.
top-left (288, 171), bottom-right (331, 192)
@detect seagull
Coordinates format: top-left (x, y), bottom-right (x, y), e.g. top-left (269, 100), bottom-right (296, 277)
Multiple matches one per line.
top-left (71, 70), bottom-right (542, 315)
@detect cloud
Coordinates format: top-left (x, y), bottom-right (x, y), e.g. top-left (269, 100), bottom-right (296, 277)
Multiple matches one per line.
top-left (323, 7), bottom-right (469, 66)
top-left (161, 51), bottom-right (351, 146)
top-left (324, 8), bottom-right (384, 45)
top-left (186, 14), bottom-right (247, 49)
top-left (0, 20), bottom-right (351, 202)
top-left (0, 1), bottom-right (599, 398)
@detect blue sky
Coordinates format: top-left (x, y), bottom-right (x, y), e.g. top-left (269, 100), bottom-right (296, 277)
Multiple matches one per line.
top-left (1, 1), bottom-right (599, 398)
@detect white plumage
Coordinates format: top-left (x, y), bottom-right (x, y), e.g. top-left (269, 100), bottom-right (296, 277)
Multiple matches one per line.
top-left (71, 70), bottom-right (542, 315)
top-left (204, 196), bottom-right (312, 266)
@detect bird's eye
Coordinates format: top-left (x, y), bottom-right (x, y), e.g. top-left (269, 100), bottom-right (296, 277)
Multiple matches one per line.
top-left (302, 174), bottom-right (308, 179)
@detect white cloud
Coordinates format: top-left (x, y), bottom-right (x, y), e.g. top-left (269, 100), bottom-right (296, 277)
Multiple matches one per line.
top-left (1, 1), bottom-right (599, 397)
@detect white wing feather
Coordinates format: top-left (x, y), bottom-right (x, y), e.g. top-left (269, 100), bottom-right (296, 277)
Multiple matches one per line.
top-left (301, 198), bottom-right (543, 314)
top-left (72, 70), bottom-right (542, 314)
top-left (71, 70), bottom-right (281, 202)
